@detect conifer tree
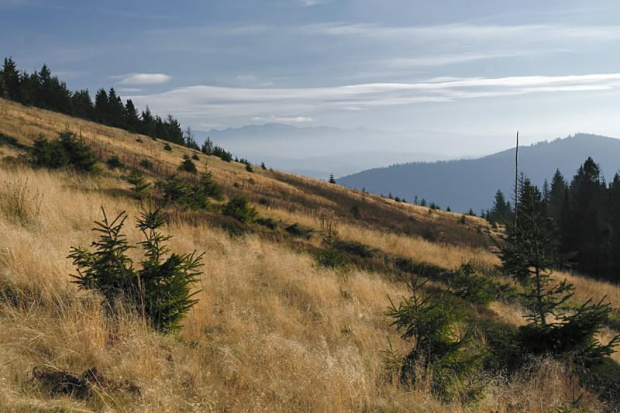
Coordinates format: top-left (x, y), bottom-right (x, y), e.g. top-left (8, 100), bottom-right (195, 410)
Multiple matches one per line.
top-left (566, 158), bottom-right (609, 276)
top-left (201, 137), bottom-right (214, 155)
top-left (94, 88), bottom-right (109, 124)
top-left (71, 89), bottom-right (94, 120)
top-left (107, 88), bottom-right (125, 127)
top-left (488, 189), bottom-right (513, 224)
top-left (499, 176), bottom-right (619, 363)
top-left (2, 57), bottom-right (21, 101)
top-left (123, 99), bottom-right (140, 132)
top-left (69, 208), bottom-right (203, 333)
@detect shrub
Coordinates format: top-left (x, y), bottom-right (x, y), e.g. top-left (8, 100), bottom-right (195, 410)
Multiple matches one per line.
top-left (449, 263), bottom-right (496, 307)
top-left (198, 171), bottom-right (223, 201)
top-left (285, 223), bottom-right (313, 239)
top-left (158, 175), bottom-right (209, 210)
top-left (330, 239), bottom-right (376, 258)
top-left (163, 143), bottom-right (172, 151)
top-left (222, 196), bottom-right (258, 223)
top-left (30, 131), bottom-right (98, 173)
top-left (126, 170), bottom-right (151, 195)
top-left (106, 155), bottom-right (123, 169)
top-left (256, 217), bottom-right (277, 230)
top-left (69, 208), bottom-right (203, 333)
top-left (139, 159), bottom-right (153, 170)
top-left (350, 204), bottom-right (361, 219)
top-left (245, 163), bottom-right (253, 173)
top-left (191, 153), bottom-right (200, 161)
top-left (387, 277), bottom-right (484, 403)
top-left (315, 249), bottom-right (349, 269)
top-left (179, 154), bottom-right (197, 174)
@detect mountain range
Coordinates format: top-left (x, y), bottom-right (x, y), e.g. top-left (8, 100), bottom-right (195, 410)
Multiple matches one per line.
top-left (338, 134), bottom-right (620, 213)
top-left (196, 124), bottom-right (491, 179)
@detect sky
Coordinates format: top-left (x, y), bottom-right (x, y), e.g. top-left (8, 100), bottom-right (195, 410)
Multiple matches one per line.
top-left (2, 0), bottom-right (620, 155)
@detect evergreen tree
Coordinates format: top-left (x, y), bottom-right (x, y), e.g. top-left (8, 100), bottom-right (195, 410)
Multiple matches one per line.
top-left (123, 99), bottom-right (140, 132)
top-left (107, 88), bottom-right (125, 127)
top-left (179, 154), bottom-right (197, 174)
top-left (387, 277), bottom-right (483, 402)
top-left (2, 58), bottom-right (21, 101)
top-left (487, 189), bottom-right (513, 225)
top-left (69, 208), bottom-right (203, 333)
top-left (201, 137), bottom-right (214, 155)
top-left (127, 169), bottom-right (151, 196)
top-left (164, 114), bottom-right (184, 145)
top-left (607, 173), bottom-right (620, 277)
top-left (71, 89), bottom-right (94, 120)
top-left (566, 158), bottom-right (609, 276)
top-left (184, 127), bottom-right (199, 150)
top-left (328, 174), bottom-right (336, 184)
top-left (18, 71), bottom-right (39, 105)
top-left (94, 88), bottom-right (109, 124)
top-left (499, 176), bottom-right (619, 363)
top-left (140, 106), bottom-right (156, 137)
top-left (37, 64), bottom-right (53, 108)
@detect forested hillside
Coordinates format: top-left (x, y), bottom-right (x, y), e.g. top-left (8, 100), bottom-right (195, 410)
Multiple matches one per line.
top-left (339, 134), bottom-right (620, 213)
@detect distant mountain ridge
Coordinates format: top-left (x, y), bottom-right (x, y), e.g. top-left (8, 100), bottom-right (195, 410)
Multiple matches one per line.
top-left (196, 123), bottom-right (489, 178)
top-left (338, 134), bottom-right (620, 213)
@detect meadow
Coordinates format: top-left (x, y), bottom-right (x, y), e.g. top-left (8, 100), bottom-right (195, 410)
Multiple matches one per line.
top-left (0, 98), bottom-right (618, 412)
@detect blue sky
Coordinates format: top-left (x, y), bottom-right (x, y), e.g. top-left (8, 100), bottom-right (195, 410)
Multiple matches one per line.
top-left (2, 0), bottom-right (620, 154)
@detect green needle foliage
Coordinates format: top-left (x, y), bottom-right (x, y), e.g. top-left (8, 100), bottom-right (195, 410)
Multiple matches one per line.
top-left (69, 208), bottom-right (203, 333)
top-left (449, 262), bottom-right (496, 307)
top-left (30, 130), bottom-right (99, 173)
top-left (222, 196), bottom-right (258, 223)
top-left (179, 154), bottom-right (197, 173)
top-left (387, 277), bottom-right (483, 403)
top-left (127, 169), bottom-right (151, 196)
top-left (499, 176), bottom-right (619, 365)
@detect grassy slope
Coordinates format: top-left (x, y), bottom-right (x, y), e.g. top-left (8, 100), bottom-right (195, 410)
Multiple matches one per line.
top-left (0, 97), bottom-right (617, 412)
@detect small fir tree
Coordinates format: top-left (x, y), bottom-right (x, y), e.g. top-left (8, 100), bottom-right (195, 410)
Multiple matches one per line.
top-left (179, 154), bottom-right (197, 173)
top-left (69, 208), bottom-right (203, 333)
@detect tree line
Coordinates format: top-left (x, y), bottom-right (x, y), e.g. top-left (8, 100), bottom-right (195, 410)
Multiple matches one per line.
top-left (487, 156), bottom-right (620, 281)
top-left (0, 57), bottom-right (192, 147)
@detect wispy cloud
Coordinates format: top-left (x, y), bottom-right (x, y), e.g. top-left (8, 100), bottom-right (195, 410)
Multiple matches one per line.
top-left (112, 73), bottom-right (171, 85)
top-left (297, 22), bottom-right (620, 41)
top-left (116, 87), bottom-right (143, 93)
top-left (252, 115), bottom-right (314, 124)
top-left (126, 73), bottom-right (620, 124)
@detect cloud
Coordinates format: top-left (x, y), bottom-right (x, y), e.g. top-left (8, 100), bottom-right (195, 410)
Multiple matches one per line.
top-left (297, 22), bottom-right (620, 42)
top-left (116, 87), bottom-right (143, 93)
top-left (252, 115), bottom-right (314, 124)
top-left (112, 73), bottom-right (171, 85)
top-left (126, 73), bottom-right (620, 125)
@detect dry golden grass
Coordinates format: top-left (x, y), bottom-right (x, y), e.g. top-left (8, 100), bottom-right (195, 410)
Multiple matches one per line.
top-left (0, 98), bottom-right (618, 411)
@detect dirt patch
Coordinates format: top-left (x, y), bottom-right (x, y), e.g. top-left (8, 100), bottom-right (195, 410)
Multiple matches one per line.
top-left (33, 366), bottom-right (140, 399)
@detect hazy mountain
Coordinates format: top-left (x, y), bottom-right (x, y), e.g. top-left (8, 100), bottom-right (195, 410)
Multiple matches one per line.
top-left (338, 134), bottom-right (620, 213)
top-left (195, 124), bottom-right (488, 178)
